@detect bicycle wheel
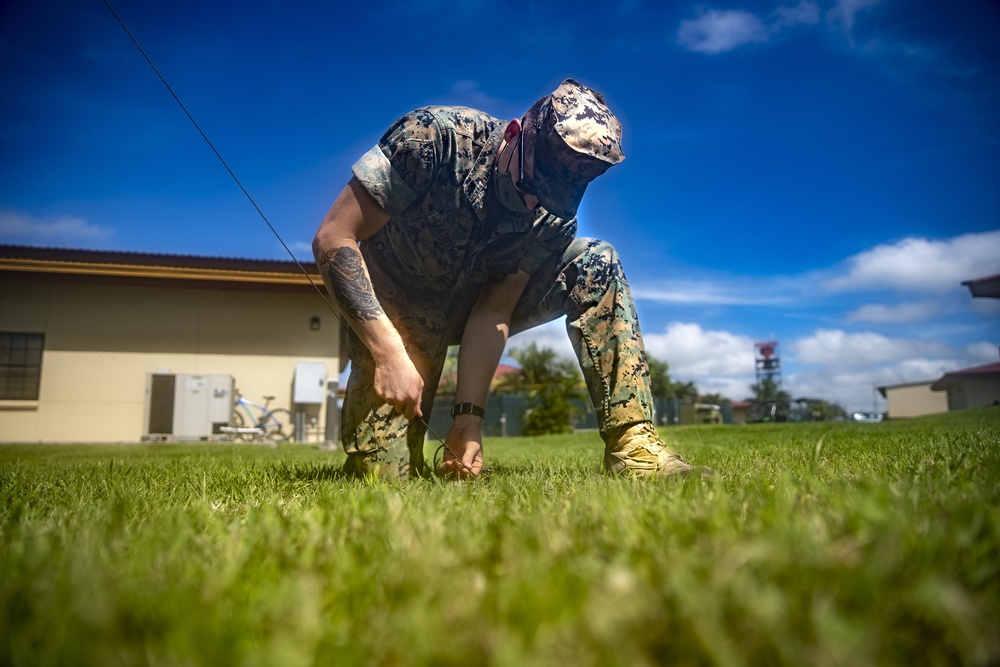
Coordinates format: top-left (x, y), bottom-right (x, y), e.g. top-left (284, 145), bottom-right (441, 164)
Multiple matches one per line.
top-left (229, 410), bottom-right (247, 441)
top-left (260, 408), bottom-right (293, 443)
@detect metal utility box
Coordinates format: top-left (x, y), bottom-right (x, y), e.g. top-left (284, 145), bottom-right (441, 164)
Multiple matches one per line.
top-left (293, 362), bottom-right (326, 404)
top-left (145, 373), bottom-right (234, 441)
top-left (291, 362), bottom-right (326, 444)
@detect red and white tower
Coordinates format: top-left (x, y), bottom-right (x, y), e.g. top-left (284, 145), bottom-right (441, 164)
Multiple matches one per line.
top-left (754, 340), bottom-right (782, 387)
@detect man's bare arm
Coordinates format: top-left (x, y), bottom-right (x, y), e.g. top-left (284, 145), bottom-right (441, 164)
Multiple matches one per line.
top-left (312, 177), bottom-right (424, 419)
top-left (442, 269), bottom-right (531, 478)
top-left (455, 270), bottom-right (531, 408)
top-left (318, 245), bottom-right (384, 322)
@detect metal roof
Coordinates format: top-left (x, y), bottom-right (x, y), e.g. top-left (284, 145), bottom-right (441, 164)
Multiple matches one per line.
top-left (930, 361), bottom-right (1000, 391)
top-left (962, 273), bottom-right (1000, 298)
top-left (0, 244), bottom-right (322, 288)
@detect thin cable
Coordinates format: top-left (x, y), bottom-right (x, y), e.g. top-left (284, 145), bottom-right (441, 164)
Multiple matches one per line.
top-left (105, 0), bottom-right (482, 478)
top-left (422, 417), bottom-right (489, 480)
top-left (102, 0), bottom-right (336, 314)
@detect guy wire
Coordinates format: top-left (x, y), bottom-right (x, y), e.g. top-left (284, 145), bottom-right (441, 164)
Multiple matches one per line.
top-left (104, 0), bottom-right (481, 479)
top-left (102, 0), bottom-right (335, 316)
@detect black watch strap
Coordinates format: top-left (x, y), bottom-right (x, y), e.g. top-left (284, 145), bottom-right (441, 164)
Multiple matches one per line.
top-left (451, 402), bottom-right (485, 419)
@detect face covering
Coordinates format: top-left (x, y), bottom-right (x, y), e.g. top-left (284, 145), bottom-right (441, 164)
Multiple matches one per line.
top-left (494, 171), bottom-right (533, 213)
top-left (493, 139), bottom-right (533, 213)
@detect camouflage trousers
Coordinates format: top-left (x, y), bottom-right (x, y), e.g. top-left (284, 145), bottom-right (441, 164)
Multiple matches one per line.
top-left (341, 237), bottom-right (654, 478)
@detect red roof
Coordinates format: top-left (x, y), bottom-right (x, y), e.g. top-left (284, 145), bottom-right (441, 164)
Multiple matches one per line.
top-left (0, 244), bottom-right (318, 274)
top-left (494, 363), bottom-right (521, 380)
top-left (931, 361), bottom-right (1000, 390)
top-left (943, 361), bottom-right (1000, 376)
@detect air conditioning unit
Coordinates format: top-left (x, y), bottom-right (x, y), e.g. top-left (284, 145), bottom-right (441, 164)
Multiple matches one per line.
top-left (293, 361), bottom-right (326, 404)
top-left (144, 373), bottom-right (234, 441)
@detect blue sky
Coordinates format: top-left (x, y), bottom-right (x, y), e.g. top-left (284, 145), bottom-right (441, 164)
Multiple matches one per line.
top-left (2, 0), bottom-right (998, 412)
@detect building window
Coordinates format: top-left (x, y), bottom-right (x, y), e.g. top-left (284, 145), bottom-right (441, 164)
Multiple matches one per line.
top-left (0, 333), bottom-right (44, 400)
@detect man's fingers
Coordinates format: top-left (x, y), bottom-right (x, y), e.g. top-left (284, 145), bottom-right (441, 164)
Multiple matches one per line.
top-left (383, 396), bottom-right (422, 420)
top-left (402, 400), bottom-right (422, 420)
top-left (441, 451), bottom-right (477, 479)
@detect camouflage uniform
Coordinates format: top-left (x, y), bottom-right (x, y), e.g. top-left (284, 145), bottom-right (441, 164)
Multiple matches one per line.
top-left (342, 82), bottom-right (649, 478)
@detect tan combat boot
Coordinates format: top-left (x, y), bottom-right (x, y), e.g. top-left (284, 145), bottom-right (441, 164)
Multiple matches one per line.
top-left (603, 422), bottom-right (710, 479)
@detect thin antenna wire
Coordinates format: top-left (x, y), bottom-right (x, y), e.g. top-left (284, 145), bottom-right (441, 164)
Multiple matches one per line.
top-left (102, 0), bottom-right (336, 314)
top-left (104, 0), bottom-right (483, 479)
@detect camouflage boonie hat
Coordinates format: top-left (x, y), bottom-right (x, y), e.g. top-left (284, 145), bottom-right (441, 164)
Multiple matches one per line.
top-left (525, 78), bottom-right (625, 219)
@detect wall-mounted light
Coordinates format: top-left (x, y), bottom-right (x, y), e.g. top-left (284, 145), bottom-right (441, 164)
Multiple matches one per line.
top-left (310, 316), bottom-right (321, 331)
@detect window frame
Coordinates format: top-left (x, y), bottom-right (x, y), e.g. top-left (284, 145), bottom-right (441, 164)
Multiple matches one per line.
top-left (0, 332), bottom-right (45, 401)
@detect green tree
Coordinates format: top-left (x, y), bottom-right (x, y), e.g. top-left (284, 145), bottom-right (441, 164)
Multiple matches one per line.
top-left (699, 392), bottom-right (732, 408)
top-left (437, 346), bottom-right (460, 395)
top-left (648, 356), bottom-right (672, 400)
top-left (506, 343), bottom-right (586, 435)
top-left (792, 398), bottom-right (848, 422)
top-left (671, 380), bottom-right (699, 401)
top-left (749, 376), bottom-right (791, 422)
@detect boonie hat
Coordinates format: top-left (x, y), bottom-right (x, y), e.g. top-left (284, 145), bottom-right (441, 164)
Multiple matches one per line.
top-left (524, 78), bottom-right (625, 219)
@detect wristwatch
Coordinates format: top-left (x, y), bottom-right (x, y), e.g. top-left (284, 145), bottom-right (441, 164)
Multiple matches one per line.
top-left (451, 402), bottom-right (485, 419)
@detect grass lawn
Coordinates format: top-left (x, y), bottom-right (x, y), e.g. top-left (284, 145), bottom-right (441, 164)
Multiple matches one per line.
top-left (1, 407), bottom-right (998, 666)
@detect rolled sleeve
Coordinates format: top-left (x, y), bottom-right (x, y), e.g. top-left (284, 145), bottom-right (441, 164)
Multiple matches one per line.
top-left (352, 145), bottom-right (419, 216)
top-left (351, 108), bottom-right (445, 216)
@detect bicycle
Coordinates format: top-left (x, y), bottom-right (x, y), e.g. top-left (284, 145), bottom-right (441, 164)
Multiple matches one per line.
top-left (225, 390), bottom-right (294, 445)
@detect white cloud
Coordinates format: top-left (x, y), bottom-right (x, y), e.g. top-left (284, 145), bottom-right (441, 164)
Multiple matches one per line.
top-left (633, 231), bottom-right (1000, 311)
top-left (765, 330), bottom-right (964, 409)
top-left (0, 210), bottom-right (114, 247)
top-left (288, 241), bottom-right (315, 261)
top-left (509, 318), bottom-right (759, 389)
top-left (780, 354), bottom-right (970, 412)
top-left (846, 301), bottom-right (939, 323)
top-left (676, 2), bottom-right (819, 54)
top-left (677, 9), bottom-right (768, 54)
top-left (966, 341), bottom-right (1000, 364)
top-left (774, 1), bottom-right (821, 27)
top-left (502, 299), bottom-right (993, 416)
top-left (826, 230), bottom-right (1000, 294)
top-left (632, 279), bottom-right (791, 306)
top-left (785, 368), bottom-right (881, 407)
top-left (826, 0), bottom-right (881, 37)
top-left (507, 320), bottom-right (759, 400)
top-left (694, 375), bottom-right (757, 402)
top-left (790, 328), bottom-right (952, 366)
top-left (507, 318), bottom-right (575, 361)
top-left (643, 322), bottom-right (756, 378)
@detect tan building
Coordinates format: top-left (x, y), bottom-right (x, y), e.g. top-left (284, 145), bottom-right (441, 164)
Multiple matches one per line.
top-left (877, 380), bottom-right (949, 419)
top-left (931, 361), bottom-right (1000, 411)
top-left (679, 401), bottom-right (722, 425)
top-left (1, 245), bottom-right (343, 444)
top-left (729, 401), bottom-right (749, 425)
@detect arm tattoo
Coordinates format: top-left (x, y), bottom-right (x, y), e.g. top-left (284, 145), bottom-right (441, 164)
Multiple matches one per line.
top-left (319, 246), bottom-right (385, 322)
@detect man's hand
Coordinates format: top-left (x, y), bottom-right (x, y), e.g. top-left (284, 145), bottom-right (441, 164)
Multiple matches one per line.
top-left (373, 349), bottom-right (424, 420)
top-left (440, 416), bottom-right (485, 479)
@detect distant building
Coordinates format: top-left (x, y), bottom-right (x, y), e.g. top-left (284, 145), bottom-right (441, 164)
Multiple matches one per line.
top-left (877, 380), bottom-right (949, 419)
top-left (680, 401), bottom-right (722, 425)
top-left (930, 273), bottom-right (1000, 412)
top-left (931, 361), bottom-right (1000, 411)
top-left (728, 401), bottom-right (750, 425)
top-left (1, 245), bottom-right (343, 444)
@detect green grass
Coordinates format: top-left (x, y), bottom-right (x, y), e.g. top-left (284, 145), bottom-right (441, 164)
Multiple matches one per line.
top-left (2, 408), bottom-right (999, 666)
